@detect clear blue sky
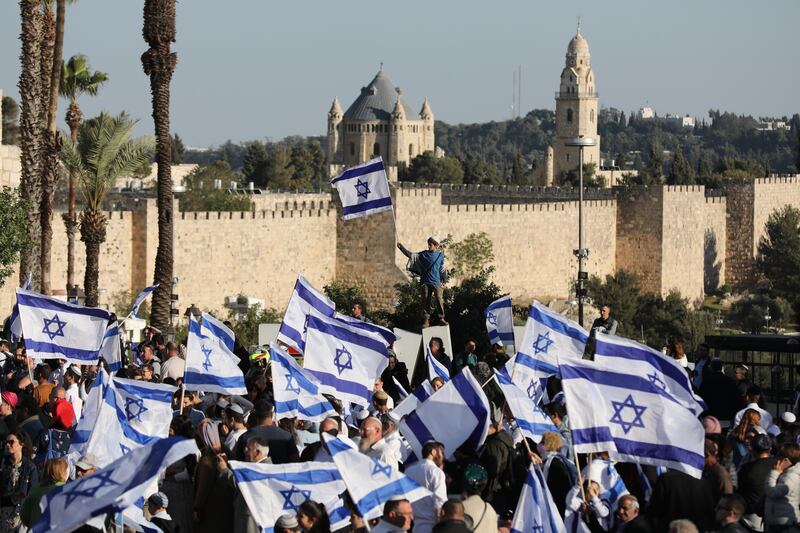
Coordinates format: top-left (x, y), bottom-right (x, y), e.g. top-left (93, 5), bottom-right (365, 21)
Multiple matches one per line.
top-left (1, 0), bottom-right (797, 148)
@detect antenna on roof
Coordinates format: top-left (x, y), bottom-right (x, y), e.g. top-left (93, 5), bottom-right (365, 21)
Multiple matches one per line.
top-left (576, 15), bottom-right (581, 34)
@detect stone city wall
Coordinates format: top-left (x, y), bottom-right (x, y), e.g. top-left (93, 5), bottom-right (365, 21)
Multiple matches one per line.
top-left (616, 187), bottom-right (663, 295)
top-left (703, 194), bottom-right (727, 292)
top-left (660, 185), bottom-right (707, 304)
top-left (0, 144), bottom-right (21, 189)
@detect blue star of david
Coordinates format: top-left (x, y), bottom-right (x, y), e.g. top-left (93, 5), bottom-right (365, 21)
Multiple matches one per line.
top-left (354, 178), bottom-right (371, 200)
top-left (532, 332), bottom-right (554, 355)
top-left (63, 469), bottom-right (121, 506)
top-left (42, 314), bottom-right (67, 341)
top-left (284, 373), bottom-right (301, 395)
top-left (201, 345), bottom-right (214, 371)
top-left (371, 458), bottom-right (393, 478)
top-left (125, 397), bottom-right (148, 422)
top-left (280, 485), bottom-right (312, 511)
top-left (527, 379), bottom-right (538, 400)
top-left (531, 525), bottom-right (545, 533)
top-left (333, 346), bottom-right (353, 375)
top-left (647, 372), bottom-right (666, 390)
top-left (120, 443), bottom-right (131, 455)
top-left (609, 394), bottom-right (647, 434)
top-left (487, 312), bottom-right (498, 326)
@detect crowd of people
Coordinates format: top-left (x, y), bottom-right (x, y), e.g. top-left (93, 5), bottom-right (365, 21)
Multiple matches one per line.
top-left (0, 303), bottom-right (799, 533)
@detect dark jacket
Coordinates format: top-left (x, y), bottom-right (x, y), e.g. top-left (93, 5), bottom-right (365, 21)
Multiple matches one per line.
top-left (647, 470), bottom-right (714, 532)
top-left (432, 519), bottom-right (472, 533)
top-left (737, 455), bottom-right (777, 517)
top-left (0, 456), bottom-right (39, 516)
top-left (381, 362), bottom-right (411, 402)
top-left (544, 454), bottom-right (573, 518)
top-left (233, 425), bottom-right (299, 464)
top-left (699, 372), bottom-right (740, 425)
top-left (616, 514), bottom-right (653, 533)
top-left (480, 430), bottom-right (515, 514)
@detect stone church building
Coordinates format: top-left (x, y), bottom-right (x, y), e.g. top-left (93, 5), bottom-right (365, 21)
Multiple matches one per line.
top-left (327, 67), bottom-right (435, 180)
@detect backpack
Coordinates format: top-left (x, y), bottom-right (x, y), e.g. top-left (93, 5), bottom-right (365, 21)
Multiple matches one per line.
top-left (37, 428), bottom-right (71, 463)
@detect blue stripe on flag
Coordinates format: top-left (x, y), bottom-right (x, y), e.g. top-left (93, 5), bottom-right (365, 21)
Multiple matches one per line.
top-left (412, 384), bottom-right (431, 402)
top-left (356, 476), bottom-right (422, 515)
top-left (24, 340), bottom-right (99, 361)
top-left (530, 305), bottom-right (588, 344)
top-left (114, 380), bottom-right (176, 403)
top-left (330, 161), bottom-right (385, 184)
top-left (183, 371), bottom-right (246, 389)
top-left (232, 467), bottom-right (340, 484)
top-left (295, 282), bottom-right (336, 317)
top-left (275, 399), bottom-right (334, 418)
top-left (486, 298), bottom-right (512, 311)
top-left (595, 339), bottom-right (695, 393)
top-left (571, 426), bottom-right (615, 446)
top-left (271, 350), bottom-right (319, 392)
top-left (307, 315), bottom-right (387, 355)
top-left (514, 352), bottom-right (560, 375)
top-left (560, 363), bottom-right (685, 407)
top-left (516, 419), bottom-right (558, 436)
top-left (403, 412), bottom-right (436, 447)
top-left (305, 369), bottom-right (371, 401)
top-left (278, 324), bottom-right (305, 351)
top-left (342, 197), bottom-right (393, 217)
top-left (16, 292), bottom-right (111, 319)
top-left (613, 437), bottom-right (704, 470)
top-left (452, 373), bottom-right (489, 450)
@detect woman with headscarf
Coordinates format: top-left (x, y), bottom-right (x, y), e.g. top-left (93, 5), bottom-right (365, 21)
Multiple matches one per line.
top-left (193, 419), bottom-right (235, 533)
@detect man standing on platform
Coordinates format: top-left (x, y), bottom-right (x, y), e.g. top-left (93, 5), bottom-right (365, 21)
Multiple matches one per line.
top-left (398, 236), bottom-right (447, 327)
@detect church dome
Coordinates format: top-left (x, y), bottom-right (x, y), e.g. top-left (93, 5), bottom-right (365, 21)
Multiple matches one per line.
top-left (567, 32), bottom-right (590, 57)
top-left (343, 68), bottom-right (416, 121)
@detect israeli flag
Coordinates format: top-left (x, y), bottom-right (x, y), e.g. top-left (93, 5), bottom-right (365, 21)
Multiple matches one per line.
top-left (330, 156), bottom-right (393, 220)
top-left (392, 381), bottom-right (435, 419)
top-left (393, 376), bottom-right (409, 399)
top-left (583, 458), bottom-right (629, 510)
top-left (277, 275), bottom-right (336, 353)
top-left (510, 466), bottom-right (564, 533)
top-left (8, 273), bottom-right (32, 342)
top-left (69, 368), bottom-right (110, 461)
top-left (507, 301), bottom-right (587, 397)
top-left (270, 343), bottom-right (337, 422)
top-left (485, 295), bottom-right (515, 353)
top-left (495, 369), bottom-right (557, 444)
top-left (560, 357), bottom-right (705, 478)
top-left (336, 312), bottom-right (397, 346)
top-left (203, 312), bottom-right (235, 352)
top-left (121, 505), bottom-right (164, 533)
top-left (185, 314), bottom-right (247, 395)
top-left (594, 332), bottom-right (706, 416)
top-left (324, 433), bottom-right (430, 520)
top-left (230, 460), bottom-right (349, 533)
top-left (16, 287), bottom-right (112, 364)
top-left (129, 284), bottom-right (158, 318)
top-left (426, 345), bottom-right (450, 383)
top-left (83, 376), bottom-right (177, 468)
top-left (33, 437), bottom-right (199, 533)
top-left (399, 367), bottom-right (490, 459)
top-left (303, 312), bottom-right (389, 407)
top-left (100, 322), bottom-right (123, 373)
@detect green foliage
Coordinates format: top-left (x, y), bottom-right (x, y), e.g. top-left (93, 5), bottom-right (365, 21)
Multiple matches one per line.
top-left (561, 163), bottom-right (602, 188)
top-left (0, 187), bottom-right (30, 287)
top-left (586, 270), bottom-right (641, 336)
top-left (179, 160), bottom-right (253, 211)
top-left (59, 54), bottom-right (109, 102)
top-left (171, 133), bottom-right (185, 164)
top-left (2, 96), bottom-right (20, 145)
top-left (109, 289), bottom-right (149, 319)
top-left (242, 140), bottom-right (269, 187)
top-left (639, 142), bottom-right (664, 185)
top-left (461, 154), bottom-right (498, 184)
top-left (730, 292), bottom-right (794, 333)
top-left (667, 149), bottom-right (695, 185)
top-left (226, 304), bottom-right (282, 350)
top-left (757, 206), bottom-right (800, 316)
top-left (443, 232), bottom-right (494, 282)
top-left (324, 280), bottom-right (368, 315)
top-left (405, 152), bottom-right (464, 184)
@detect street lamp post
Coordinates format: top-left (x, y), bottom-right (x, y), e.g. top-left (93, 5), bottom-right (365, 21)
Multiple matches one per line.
top-left (565, 136), bottom-right (597, 327)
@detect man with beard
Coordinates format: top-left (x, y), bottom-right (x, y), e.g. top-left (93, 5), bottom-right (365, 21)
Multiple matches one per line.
top-left (405, 441), bottom-right (448, 533)
top-left (359, 416), bottom-right (400, 469)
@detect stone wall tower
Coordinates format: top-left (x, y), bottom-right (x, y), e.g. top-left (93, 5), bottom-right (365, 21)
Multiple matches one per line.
top-left (551, 28), bottom-right (601, 183)
top-left (327, 97), bottom-right (343, 175)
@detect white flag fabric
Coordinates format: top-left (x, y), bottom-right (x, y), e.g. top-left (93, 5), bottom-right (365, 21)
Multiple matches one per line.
top-left (202, 312), bottom-right (236, 352)
top-left (392, 381), bottom-right (434, 419)
top-left (121, 505), bottom-right (164, 533)
top-left (560, 357), bottom-right (705, 478)
top-left (69, 368), bottom-right (110, 461)
top-left (277, 275), bottom-right (336, 352)
top-left (8, 272), bottom-right (31, 342)
top-left (83, 376), bottom-right (176, 468)
top-left (33, 437), bottom-right (199, 533)
top-left (485, 295), bottom-right (515, 353)
top-left (582, 458), bottom-right (630, 510)
top-left (330, 156), bottom-right (393, 220)
top-left (393, 376), bottom-right (409, 399)
top-left (129, 284), bottom-right (158, 318)
top-left (185, 314), bottom-right (247, 395)
top-left (507, 301), bottom-right (587, 400)
top-left (230, 460), bottom-right (349, 533)
top-left (16, 288), bottom-right (112, 364)
top-left (495, 369), bottom-right (557, 444)
top-left (324, 433), bottom-right (430, 520)
top-left (594, 332), bottom-right (707, 415)
top-left (270, 343), bottom-right (337, 422)
top-left (426, 345), bottom-right (450, 383)
top-left (100, 322), bottom-right (123, 373)
top-left (336, 312), bottom-right (397, 346)
top-left (303, 312), bottom-right (389, 407)
top-left (399, 368), bottom-right (490, 459)
top-left (510, 466), bottom-right (565, 533)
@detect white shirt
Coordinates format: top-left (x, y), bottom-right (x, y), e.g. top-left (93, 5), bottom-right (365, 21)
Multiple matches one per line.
top-left (159, 356), bottom-right (186, 382)
top-left (404, 459), bottom-right (447, 533)
top-left (225, 428), bottom-right (246, 453)
top-left (65, 382), bottom-right (83, 423)
top-left (366, 438), bottom-right (402, 470)
top-left (384, 431), bottom-right (412, 463)
top-left (735, 402), bottom-right (773, 430)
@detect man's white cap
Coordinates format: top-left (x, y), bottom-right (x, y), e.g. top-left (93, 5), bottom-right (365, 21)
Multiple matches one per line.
top-left (782, 412), bottom-right (797, 424)
top-left (428, 235), bottom-right (441, 245)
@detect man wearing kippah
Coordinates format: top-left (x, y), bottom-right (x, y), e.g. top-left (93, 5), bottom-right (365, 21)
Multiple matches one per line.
top-left (398, 236), bottom-right (448, 327)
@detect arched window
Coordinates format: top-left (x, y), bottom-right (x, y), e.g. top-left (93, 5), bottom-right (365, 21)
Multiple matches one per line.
top-left (409, 144), bottom-right (415, 158)
top-left (567, 108), bottom-right (573, 123)
top-left (350, 143), bottom-right (355, 156)
top-left (373, 143), bottom-right (380, 157)
top-left (590, 109), bottom-right (595, 123)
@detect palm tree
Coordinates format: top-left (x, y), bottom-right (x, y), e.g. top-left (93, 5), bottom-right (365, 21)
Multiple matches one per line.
top-left (141, 0), bottom-right (177, 331)
top-left (59, 113), bottom-right (154, 306)
top-left (59, 54), bottom-right (108, 292)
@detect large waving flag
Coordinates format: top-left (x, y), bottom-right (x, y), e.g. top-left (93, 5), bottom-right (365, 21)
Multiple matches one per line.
top-left (392, 380), bottom-right (435, 419)
top-left (69, 368), bottom-right (110, 461)
top-left (303, 312), bottom-right (389, 407)
top-left (277, 275), bottom-right (336, 353)
top-left (560, 357), bottom-right (705, 478)
top-left (594, 332), bottom-right (706, 415)
top-left (324, 433), bottom-right (430, 520)
top-left (270, 343), bottom-right (338, 422)
top-left (485, 295), bottom-right (515, 353)
top-left (34, 437), bottom-right (199, 533)
top-left (336, 312), bottom-right (397, 346)
top-left (83, 376), bottom-right (177, 467)
top-left (16, 287), bottom-right (112, 364)
top-left (203, 312), bottom-right (235, 352)
top-left (511, 466), bottom-right (565, 533)
top-left (185, 314), bottom-right (247, 395)
top-left (495, 369), bottom-right (557, 444)
top-left (8, 272), bottom-right (31, 342)
top-left (507, 301), bottom-right (587, 399)
top-left (399, 367), bottom-right (490, 459)
top-left (583, 458), bottom-right (629, 510)
top-left (230, 460), bottom-right (349, 533)
top-left (330, 156), bottom-right (393, 220)
top-left (129, 284), bottom-right (158, 318)
top-left (100, 322), bottom-right (123, 373)
top-left (426, 345), bottom-right (450, 383)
